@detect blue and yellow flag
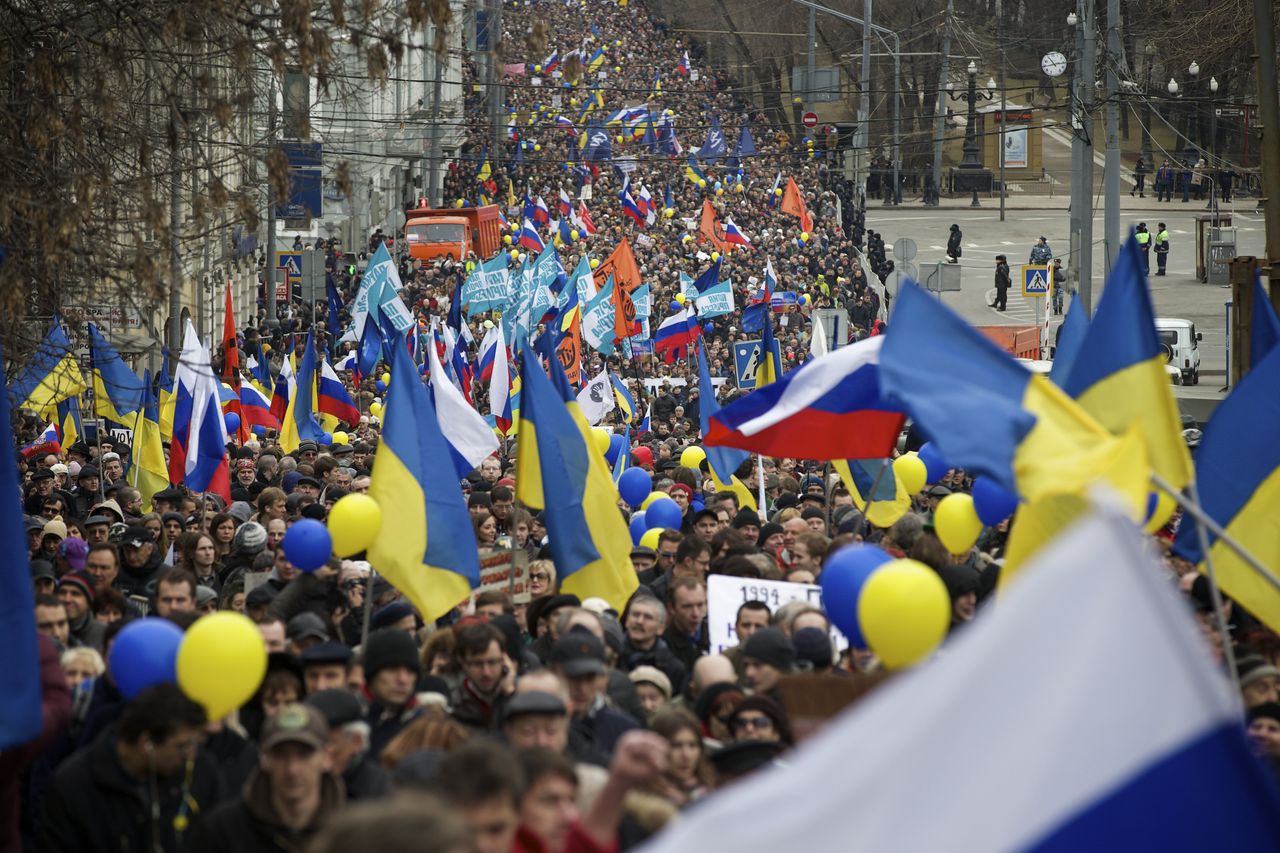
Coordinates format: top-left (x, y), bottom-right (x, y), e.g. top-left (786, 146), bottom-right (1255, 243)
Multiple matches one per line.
top-left (279, 332), bottom-right (326, 453)
top-left (516, 340), bottom-right (637, 610)
top-left (156, 349), bottom-right (177, 443)
top-left (757, 311), bottom-right (779, 387)
top-left (1049, 298), bottom-right (1089, 388)
top-left (1251, 271), bottom-right (1280, 367)
top-left (9, 320), bottom-right (86, 414)
top-left (1171, 337), bottom-right (1280, 632)
top-left (609, 372), bottom-right (636, 422)
top-left (366, 341), bottom-right (480, 623)
top-left (128, 370), bottom-right (170, 512)
top-left (0, 345), bottom-right (42, 749)
top-left (879, 282), bottom-right (1144, 509)
top-left (1062, 234), bottom-right (1193, 491)
top-left (53, 395), bottom-right (83, 452)
top-left (834, 459), bottom-right (910, 529)
top-left (87, 322), bottom-right (145, 424)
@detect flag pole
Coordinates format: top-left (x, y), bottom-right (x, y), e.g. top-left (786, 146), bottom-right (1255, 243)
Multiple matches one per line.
top-left (756, 453), bottom-right (767, 515)
top-left (1185, 479), bottom-right (1240, 689)
top-left (1150, 473), bottom-right (1280, 594)
top-left (360, 568), bottom-right (379, 649)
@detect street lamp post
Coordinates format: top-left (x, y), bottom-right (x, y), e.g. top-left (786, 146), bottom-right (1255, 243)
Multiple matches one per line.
top-left (948, 60), bottom-right (997, 207)
top-left (1141, 41), bottom-right (1155, 173)
top-left (1185, 60), bottom-right (1200, 164)
top-left (1208, 75), bottom-right (1220, 159)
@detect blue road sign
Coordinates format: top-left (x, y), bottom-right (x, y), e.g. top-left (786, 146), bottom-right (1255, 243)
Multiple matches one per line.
top-left (732, 338), bottom-right (784, 390)
top-left (1022, 264), bottom-right (1050, 297)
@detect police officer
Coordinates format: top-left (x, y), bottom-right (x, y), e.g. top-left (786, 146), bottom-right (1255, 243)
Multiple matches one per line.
top-left (1154, 222), bottom-right (1170, 276)
top-left (1135, 223), bottom-right (1151, 275)
top-left (992, 255), bottom-right (1011, 311)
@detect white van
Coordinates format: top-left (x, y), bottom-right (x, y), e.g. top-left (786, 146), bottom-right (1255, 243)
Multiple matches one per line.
top-left (1155, 318), bottom-right (1202, 385)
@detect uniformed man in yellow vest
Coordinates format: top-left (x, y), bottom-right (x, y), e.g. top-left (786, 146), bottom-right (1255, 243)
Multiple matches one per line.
top-left (1153, 223), bottom-right (1170, 276)
top-left (1135, 223), bottom-right (1151, 275)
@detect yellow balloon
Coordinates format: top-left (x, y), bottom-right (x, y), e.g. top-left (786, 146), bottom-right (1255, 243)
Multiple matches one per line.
top-left (710, 252), bottom-right (720, 262)
top-left (934, 493), bottom-right (983, 554)
top-left (857, 558), bottom-right (950, 670)
top-left (893, 454), bottom-right (927, 495)
top-left (331, 431), bottom-right (348, 446)
top-left (503, 234), bottom-right (512, 245)
top-left (716, 187), bottom-right (724, 196)
top-left (774, 187), bottom-right (783, 197)
top-left (593, 427), bottom-right (612, 454)
top-left (590, 258), bottom-right (600, 269)
top-left (1144, 490), bottom-right (1178, 534)
top-left (381, 373), bottom-right (391, 386)
top-left (801, 231), bottom-right (810, 241)
top-left (571, 230), bottom-right (580, 241)
top-left (674, 292), bottom-right (686, 305)
top-left (369, 402), bottom-right (383, 417)
top-left (735, 183), bottom-right (745, 193)
top-left (680, 446), bottom-right (706, 469)
top-left (177, 612), bottom-right (268, 719)
top-left (639, 527), bottom-right (663, 550)
top-left (697, 179), bottom-right (707, 189)
top-left (663, 207), bottom-right (675, 218)
top-left (640, 491), bottom-right (664, 510)
top-left (617, 135), bottom-right (624, 144)
top-left (510, 250), bottom-right (520, 261)
top-left (534, 144), bottom-right (542, 152)
top-left (329, 493), bottom-right (384, 557)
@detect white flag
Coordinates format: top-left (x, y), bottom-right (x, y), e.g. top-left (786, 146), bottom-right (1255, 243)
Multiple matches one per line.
top-left (576, 369), bottom-right (612, 425)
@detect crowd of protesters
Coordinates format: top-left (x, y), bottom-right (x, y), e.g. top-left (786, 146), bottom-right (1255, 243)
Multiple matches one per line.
top-left (7, 0), bottom-right (1280, 851)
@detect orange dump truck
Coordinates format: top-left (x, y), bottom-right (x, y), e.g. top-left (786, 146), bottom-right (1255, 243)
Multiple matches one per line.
top-left (404, 204), bottom-right (502, 263)
top-left (977, 325), bottom-right (1041, 359)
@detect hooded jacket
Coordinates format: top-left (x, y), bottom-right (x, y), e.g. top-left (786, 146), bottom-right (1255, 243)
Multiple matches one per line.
top-left (183, 768), bottom-right (345, 853)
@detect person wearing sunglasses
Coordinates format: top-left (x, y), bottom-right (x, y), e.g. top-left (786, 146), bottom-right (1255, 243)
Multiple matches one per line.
top-left (725, 695), bottom-right (793, 747)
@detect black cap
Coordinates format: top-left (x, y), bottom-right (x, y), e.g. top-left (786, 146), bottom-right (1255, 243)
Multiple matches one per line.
top-left (742, 628), bottom-right (797, 672)
top-left (549, 627), bottom-right (606, 677)
top-left (31, 469), bottom-right (53, 482)
top-left (502, 690), bottom-right (568, 723)
top-left (995, 254), bottom-right (1007, 262)
top-left (732, 509), bottom-right (760, 529)
top-left (286, 611), bottom-right (330, 643)
top-left (30, 559), bottom-right (56, 581)
top-left (304, 688), bottom-right (365, 727)
top-left (77, 465), bottom-right (99, 480)
top-left (800, 506), bottom-right (826, 521)
top-left (693, 508), bottom-right (719, 525)
top-left (301, 641), bottom-right (354, 666)
top-left (246, 584), bottom-right (279, 609)
top-left (709, 740), bottom-right (783, 779)
top-left (297, 440), bottom-right (319, 454)
top-left (121, 526), bottom-right (154, 548)
top-left (630, 545), bottom-right (656, 559)
top-left (296, 476), bottom-right (323, 490)
top-left (83, 514), bottom-right (111, 528)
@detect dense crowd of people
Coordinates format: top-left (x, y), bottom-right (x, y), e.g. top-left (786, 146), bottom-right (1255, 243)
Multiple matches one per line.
top-left (6, 0), bottom-right (1280, 851)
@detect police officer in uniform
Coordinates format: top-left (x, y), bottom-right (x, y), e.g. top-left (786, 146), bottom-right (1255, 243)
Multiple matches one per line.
top-left (991, 255), bottom-right (1011, 311)
top-left (1153, 223), bottom-right (1170, 276)
top-left (1135, 223), bottom-right (1151, 275)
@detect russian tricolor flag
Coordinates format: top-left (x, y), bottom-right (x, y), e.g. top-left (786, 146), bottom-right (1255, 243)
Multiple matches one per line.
top-left (238, 380), bottom-right (281, 432)
top-left (705, 336), bottom-right (903, 460)
top-left (677, 51), bottom-right (689, 76)
top-left (639, 509), bottom-right (1280, 853)
top-left (723, 218), bottom-right (754, 249)
top-left (318, 359), bottom-right (361, 425)
top-left (543, 50), bottom-right (561, 74)
top-left (168, 320), bottom-right (230, 495)
top-left (654, 308), bottom-right (700, 363)
top-left (573, 202), bottom-right (597, 236)
top-left (638, 185), bottom-right (656, 224)
top-left (620, 180), bottom-right (646, 228)
top-left (518, 217), bottom-right (545, 252)
top-left (533, 196), bottom-right (551, 225)
top-left (558, 189), bottom-right (574, 218)
top-left (478, 327), bottom-right (504, 384)
top-left (20, 422), bottom-right (60, 458)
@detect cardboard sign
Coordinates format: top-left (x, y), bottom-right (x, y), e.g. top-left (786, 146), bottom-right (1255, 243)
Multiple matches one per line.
top-left (476, 548), bottom-right (531, 604)
top-left (707, 574), bottom-right (847, 654)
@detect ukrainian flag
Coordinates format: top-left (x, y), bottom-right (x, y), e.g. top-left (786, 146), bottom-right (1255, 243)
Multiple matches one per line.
top-left (516, 340), bottom-right (637, 610)
top-left (834, 459), bottom-right (911, 528)
top-left (1170, 309), bottom-right (1280, 632)
top-left (879, 282), bottom-right (1145, 508)
top-left (588, 46), bottom-right (606, 72)
top-left (696, 344), bottom-right (753, 510)
top-left (53, 395), bottom-right (83, 452)
top-left (279, 333), bottom-right (326, 453)
top-left (609, 372), bottom-right (636, 422)
top-left (757, 310), bottom-right (779, 387)
top-left (684, 159), bottom-right (708, 187)
top-left (1250, 270), bottom-right (1280, 367)
top-left (1049, 298), bottom-right (1089, 388)
top-left (128, 371), bottom-right (170, 512)
top-left (9, 321), bottom-right (86, 414)
top-left (1062, 234), bottom-right (1193, 491)
top-left (87, 322), bottom-right (145, 424)
top-left (157, 349), bottom-right (177, 443)
top-left (367, 341), bottom-right (479, 623)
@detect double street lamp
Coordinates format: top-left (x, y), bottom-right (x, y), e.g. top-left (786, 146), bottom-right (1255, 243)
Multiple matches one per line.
top-left (947, 61), bottom-right (997, 207)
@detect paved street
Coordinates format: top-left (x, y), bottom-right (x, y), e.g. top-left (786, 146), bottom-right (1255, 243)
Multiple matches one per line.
top-left (865, 199), bottom-right (1267, 391)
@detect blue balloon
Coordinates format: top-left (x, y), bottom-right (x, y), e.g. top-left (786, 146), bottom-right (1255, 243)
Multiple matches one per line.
top-left (629, 512), bottom-right (648, 545)
top-left (606, 433), bottom-right (626, 465)
top-left (669, 300), bottom-right (682, 312)
top-left (645, 497), bottom-right (682, 531)
top-left (108, 618), bottom-right (184, 699)
top-left (283, 518), bottom-right (333, 572)
top-left (819, 543), bottom-right (893, 649)
top-left (252, 425), bottom-right (267, 436)
top-left (703, 322), bottom-right (714, 334)
top-left (376, 380), bottom-right (387, 393)
top-left (972, 476), bottom-right (1019, 526)
top-left (918, 442), bottom-right (949, 484)
top-left (224, 412), bottom-right (241, 434)
top-left (618, 468), bottom-right (652, 507)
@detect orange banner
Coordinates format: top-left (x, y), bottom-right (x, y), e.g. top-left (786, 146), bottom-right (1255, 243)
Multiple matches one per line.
top-left (593, 237), bottom-right (642, 293)
top-left (699, 199), bottom-right (727, 250)
top-left (780, 177), bottom-right (814, 233)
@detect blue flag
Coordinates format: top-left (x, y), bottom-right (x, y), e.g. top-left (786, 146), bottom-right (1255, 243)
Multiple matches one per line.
top-left (700, 115), bottom-right (727, 163)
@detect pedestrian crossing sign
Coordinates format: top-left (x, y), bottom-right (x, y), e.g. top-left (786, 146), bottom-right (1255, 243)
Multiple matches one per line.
top-left (276, 251), bottom-right (303, 283)
top-left (733, 338), bottom-right (784, 390)
top-left (1022, 265), bottom-right (1050, 297)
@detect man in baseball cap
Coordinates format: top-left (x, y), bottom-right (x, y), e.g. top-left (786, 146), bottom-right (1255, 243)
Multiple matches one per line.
top-left (186, 703), bottom-right (341, 846)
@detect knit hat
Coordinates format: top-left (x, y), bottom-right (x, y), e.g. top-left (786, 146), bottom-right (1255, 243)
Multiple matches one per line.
top-left (741, 628), bottom-right (796, 672)
top-left (60, 570), bottom-right (96, 604)
top-left (1247, 702), bottom-right (1280, 727)
top-left (281, 471), bottom-right (303, 494)
top-left (371, 601), bottom-right (416, 631)
top-left (362, 628), bottom-right (421, 679)
top-left (232, 521), bottom-right (268, 555)
top-left (629, 665), bottom-right (673, 700)
top-left (227, 501), bottom-right (254, 523)
top-left (1237, 656), bottom-right (1280, 692)
top-left (58, 537), bottom-right (89, 571)
top-left (757, 522), bottom-right (784, 548)
top-left (305, 688), bottom-right (365, 728)
top-left (732, 508), bottom-right (760, 529)
top-left (668, 483), bottom-right (693, 499)
top-left (791, 627), bottom-right (833, 669)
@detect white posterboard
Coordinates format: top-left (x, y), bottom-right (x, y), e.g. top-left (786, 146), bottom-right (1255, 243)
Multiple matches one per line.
top-left (707, 574), bottom-right (848, 654)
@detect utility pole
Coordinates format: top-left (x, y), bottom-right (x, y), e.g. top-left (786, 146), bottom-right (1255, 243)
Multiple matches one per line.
top-left (169, 102), bottom-right (184, 356)
top-left (1254, 0), bottom-right (1280, 297)
top-left (806, 5), bottom-right (816, 115)
top-left (488, 0), bottom-right (504, 163)
top-left (1079, 0), bottom-right (1097, 314)
top-left (930, 0), bottom-right (954, 206)
top-left (1103, 0), bottom-right (1122, 274)
top-left (859, 0), bottom-right (872, 202)
top-left (426, 21), bottom-right (445, 207)
top-left (997, 0), bottom-right (1007, 222)
top-left (264, 74), bottom-right (279, 329)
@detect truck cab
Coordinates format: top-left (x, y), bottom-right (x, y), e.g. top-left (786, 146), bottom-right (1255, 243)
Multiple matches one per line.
top-left (1155, 318), bottom-right (1202, 385)
top-left (405, 217), bottom-right (468, 262)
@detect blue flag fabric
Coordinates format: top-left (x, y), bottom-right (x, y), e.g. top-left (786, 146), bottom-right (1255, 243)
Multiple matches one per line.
top-left (698, 345), bottom-right (749, 482)
top-left (700, 115), bottom-right (727, 163)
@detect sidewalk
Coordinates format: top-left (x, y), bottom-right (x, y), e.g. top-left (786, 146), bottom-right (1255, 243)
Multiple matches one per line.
top-left (868, 194), bottom-right (1262, 214)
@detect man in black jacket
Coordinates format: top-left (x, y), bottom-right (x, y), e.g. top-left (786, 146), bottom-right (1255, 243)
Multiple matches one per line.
top-left (184, 702), bottom-right (344, 853)
top-left (38, 684), bottom-right (221, 853)
top-left (991, 255), bottom-right (1011, 311)
top-left (115, 525), bottom-right (172, 604)
top-left (619, 592), bottom-right (687, 695)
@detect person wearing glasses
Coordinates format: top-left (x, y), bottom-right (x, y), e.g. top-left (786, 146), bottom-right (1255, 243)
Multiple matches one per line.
top-left (724, 694), bottom-right (793, 747)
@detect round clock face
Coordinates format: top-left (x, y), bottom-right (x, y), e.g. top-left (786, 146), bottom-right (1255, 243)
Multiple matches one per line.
top-left (1042, 52), bottom-right (1067, 78)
